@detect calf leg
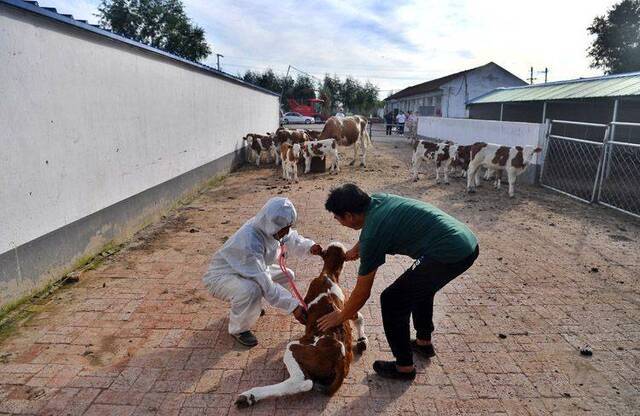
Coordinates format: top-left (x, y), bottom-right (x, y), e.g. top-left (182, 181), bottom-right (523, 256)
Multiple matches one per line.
top-left (411, 154), bottom-right (421, 182)
top-left (435, 162), bottom-right (441, 184)
top-left (360, 138), bottom-right (367, 167)
top-left (236, 342), bottom-right (313, 407)
top-left (349, 143), bottom-right (357, 166)
top-left (507, 169), bottom-right (517, 198)
top-left (255, 151), bottom-right (261, 167)
top-left (304, 155), bottom-right (311, 174)
top-left (466, 163), bottom-right (480, 192)
top-left (444, 161), bottom-right (451, 184)
top-left (352, 312), bottom-right (368, 354)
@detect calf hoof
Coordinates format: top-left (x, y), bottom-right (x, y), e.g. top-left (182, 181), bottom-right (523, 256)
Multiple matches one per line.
top-left (412, 177), bottom-right (418, 182)
top-left (435, 179), bottom-right (441, 184)
top-left (467, 188), bottom-right (476, 194)
top-left (445, 181), bottom-right (450, 185)
top-left (360, 163), bottom-right (366, 167)
top-left (349, 160), bottom-right (355, 166)
top-left (235, 394), bottom-right (255, 408)
top-left (509, 194), bottom-right (515, 199)
top-left (355, 337), bottom-right (368, 354)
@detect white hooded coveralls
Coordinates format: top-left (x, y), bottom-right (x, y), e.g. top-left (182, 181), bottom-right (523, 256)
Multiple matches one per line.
top-left (202, 197), bottom-right (315, 335)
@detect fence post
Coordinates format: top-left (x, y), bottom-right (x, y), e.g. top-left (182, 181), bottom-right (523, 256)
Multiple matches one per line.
top-left (595, 125), bottom-right (611, 203)
top-left (539, 120), bottom-right (552, 185)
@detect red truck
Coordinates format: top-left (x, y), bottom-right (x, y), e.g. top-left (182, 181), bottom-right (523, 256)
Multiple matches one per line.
top-left (287, 98), bottom-right (327, 123)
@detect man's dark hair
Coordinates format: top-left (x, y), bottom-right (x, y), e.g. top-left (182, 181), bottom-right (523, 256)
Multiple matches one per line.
top-left (325, 183), bottom-right (371, 217)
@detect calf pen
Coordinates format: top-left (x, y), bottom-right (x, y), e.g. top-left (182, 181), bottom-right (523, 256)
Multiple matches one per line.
top-left (540, 120), bottom-right (640, 218)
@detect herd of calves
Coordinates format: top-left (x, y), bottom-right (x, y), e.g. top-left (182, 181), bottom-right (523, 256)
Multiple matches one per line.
top-left (412, 139), bottom-right (542, 198)
top-left (242, 122), bottom-right (542, 198)
top-left (243, 115), bottom-right (372, 183)
top-left (243, 126), bottom-right (339, 183)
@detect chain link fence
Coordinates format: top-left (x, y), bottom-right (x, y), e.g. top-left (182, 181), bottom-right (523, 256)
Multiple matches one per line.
top-left (541, 120), bottom-right (640, 219)
top-left (598, 122), bottom-right (640, 218)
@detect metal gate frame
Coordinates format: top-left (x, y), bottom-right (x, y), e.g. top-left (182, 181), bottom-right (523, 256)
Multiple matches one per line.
top-left (540, 119), bottom-right (640, 219)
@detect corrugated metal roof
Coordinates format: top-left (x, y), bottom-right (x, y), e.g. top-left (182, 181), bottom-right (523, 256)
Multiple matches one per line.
top-left (469, 71), bottom-right (640, 104)
top-left (1, 0), bottom-right (280, 97)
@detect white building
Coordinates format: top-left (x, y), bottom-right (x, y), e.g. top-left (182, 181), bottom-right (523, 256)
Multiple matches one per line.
top-left (384, 62), bottom-right (526, 118)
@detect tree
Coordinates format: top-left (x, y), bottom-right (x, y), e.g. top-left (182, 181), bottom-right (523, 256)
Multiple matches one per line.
top-left (587, 0), bottom-right (640, 74)
top-left (97, 0), bottom-right (211, 62)
top-left (241, 68), bottom-right (381, 115)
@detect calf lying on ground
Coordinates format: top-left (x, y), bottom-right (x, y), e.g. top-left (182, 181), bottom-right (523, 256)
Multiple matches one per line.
top-left (244, 134), bottom-right (277, 166)
top-left (280, 142), bottom-right (302, 182)
top-left (302, 139), bottom-right (340, 173)
top-left (235, 243), bottom-right (368, 407)
top-left (466, 143), bottom-right (542, 197)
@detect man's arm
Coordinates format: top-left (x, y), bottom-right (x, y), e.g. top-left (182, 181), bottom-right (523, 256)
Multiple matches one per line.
top-left (317, 268), bottom-right (376, 331)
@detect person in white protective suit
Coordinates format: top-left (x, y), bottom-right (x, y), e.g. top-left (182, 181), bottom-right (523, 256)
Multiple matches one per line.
top-left (202, 197), bottom-right (323, 347)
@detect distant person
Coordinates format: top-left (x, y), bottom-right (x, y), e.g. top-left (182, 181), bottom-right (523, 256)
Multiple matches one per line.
top-left (406, 111), bottom-right (418, 139)
top-left (384, 111), bottom-right (394, 135)
top-left (335, 109), bottom-right (345, 118)
top-left (396, 112), bottom-right (406, 135)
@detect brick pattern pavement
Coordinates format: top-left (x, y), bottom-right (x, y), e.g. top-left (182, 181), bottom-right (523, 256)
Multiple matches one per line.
top-left (1, 143), bottom-right (639, 415)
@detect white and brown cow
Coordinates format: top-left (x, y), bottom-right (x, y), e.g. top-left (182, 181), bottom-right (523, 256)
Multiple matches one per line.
top-left (466, 143), bottom-right (542, 197)
top-left (235, 243), bottom-right (368, 408)
top-left (280, 142), bottom-right (302, 182)
top-left (302, 139), bottom-right (340, 174)
top-left (244, 133), bottom-right (278, 167)
top-left (319, 115), bottom-right (372, 167)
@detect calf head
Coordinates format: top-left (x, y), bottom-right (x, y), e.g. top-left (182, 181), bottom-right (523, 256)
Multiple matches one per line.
top-left (320, 243), bottom-right (346, 281)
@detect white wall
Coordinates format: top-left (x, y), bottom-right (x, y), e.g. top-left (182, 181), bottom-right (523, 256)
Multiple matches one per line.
top-left (441, 64), bottom-right (525, 118)
top-left (417, 116), bottom-right (547, 152)
top-left (0, 6), bottom-right (278, 255)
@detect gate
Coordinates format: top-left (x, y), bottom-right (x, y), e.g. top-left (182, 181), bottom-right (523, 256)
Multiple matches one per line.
top-left (540, 120), bottom-right (640, 218)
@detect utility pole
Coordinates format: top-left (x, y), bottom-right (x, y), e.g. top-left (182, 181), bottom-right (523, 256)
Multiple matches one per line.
top-left (216, 53), bottom-right (224, 71)
top-left (543, 67), bottom-right (548, 83)
top-left (527, 66), bottom-right (536, 85)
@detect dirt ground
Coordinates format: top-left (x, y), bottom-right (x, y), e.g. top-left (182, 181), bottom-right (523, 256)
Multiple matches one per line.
top-left (0, 139), bottom-right (639, 415)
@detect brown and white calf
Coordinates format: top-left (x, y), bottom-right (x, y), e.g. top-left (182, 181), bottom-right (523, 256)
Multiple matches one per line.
top-left (411, 140), bottom-right (450, 182)
top-left (466, 143), bottom-right (542, 197)
top-left (235, 243), bottom-right (368, 408)
top-left (320, 115), bottom-right (372, 167)
top-left (244, 134), bottom-right (278, 166)
top-left (275, 127), bottom-right (310, 145)
top-left (280, 142), bottom-right (302, 182)
top-left (302, 139), bottom-right (340, 173)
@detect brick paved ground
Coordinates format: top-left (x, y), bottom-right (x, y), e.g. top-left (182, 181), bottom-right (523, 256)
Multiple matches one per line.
top-left (1, 141), bottom-right (639, 415)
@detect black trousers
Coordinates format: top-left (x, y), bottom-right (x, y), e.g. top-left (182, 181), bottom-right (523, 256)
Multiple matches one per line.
top-left (386, 124), bottom-right (392, 135)
top-left (397, 123), bottom-right (405, 134)
top-left (380, 246), bottom-right (479, 366)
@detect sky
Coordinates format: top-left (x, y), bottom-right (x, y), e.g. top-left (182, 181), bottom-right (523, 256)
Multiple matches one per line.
top-left (48, 0), bottom-right (619, 97)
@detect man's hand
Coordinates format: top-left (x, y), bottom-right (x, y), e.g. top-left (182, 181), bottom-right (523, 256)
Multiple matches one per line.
top-left (345, 245), bottom-right (359, 261)
top-left (310, 244), bottom-right (323, 256)
top-left (292, 305), bottom-right (307, 325)
top-left (317, 310), bottom-right (344, 332)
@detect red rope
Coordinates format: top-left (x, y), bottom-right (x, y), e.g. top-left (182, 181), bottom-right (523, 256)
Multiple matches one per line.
top-left (278, 243), bottom-right (308, 311)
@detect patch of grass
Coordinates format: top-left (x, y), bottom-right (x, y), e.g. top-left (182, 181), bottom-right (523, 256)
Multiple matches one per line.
top-left (0, 241), bottom-right (125, 345)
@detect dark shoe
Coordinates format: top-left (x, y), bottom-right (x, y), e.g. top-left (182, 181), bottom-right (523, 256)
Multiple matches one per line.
top-left (411, 340), bottom-right (435, 358)
top-left (373, 360), bottom-right (416, 381)
top-left (231, 331), bottom-right (258, 347)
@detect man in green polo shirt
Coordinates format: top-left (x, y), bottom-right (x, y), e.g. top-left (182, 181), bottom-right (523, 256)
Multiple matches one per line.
top-left (318, 183), bottom-right (479, 380)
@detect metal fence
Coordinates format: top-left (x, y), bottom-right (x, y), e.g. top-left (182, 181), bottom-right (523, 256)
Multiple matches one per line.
top-left (598, 122), bottom-right (640, 218)
top-left (540, 119), bottom-right (640, 218)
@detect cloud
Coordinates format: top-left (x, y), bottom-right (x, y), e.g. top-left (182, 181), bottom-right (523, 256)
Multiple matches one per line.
top-left (39, 0), bottom-right (620, 95)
